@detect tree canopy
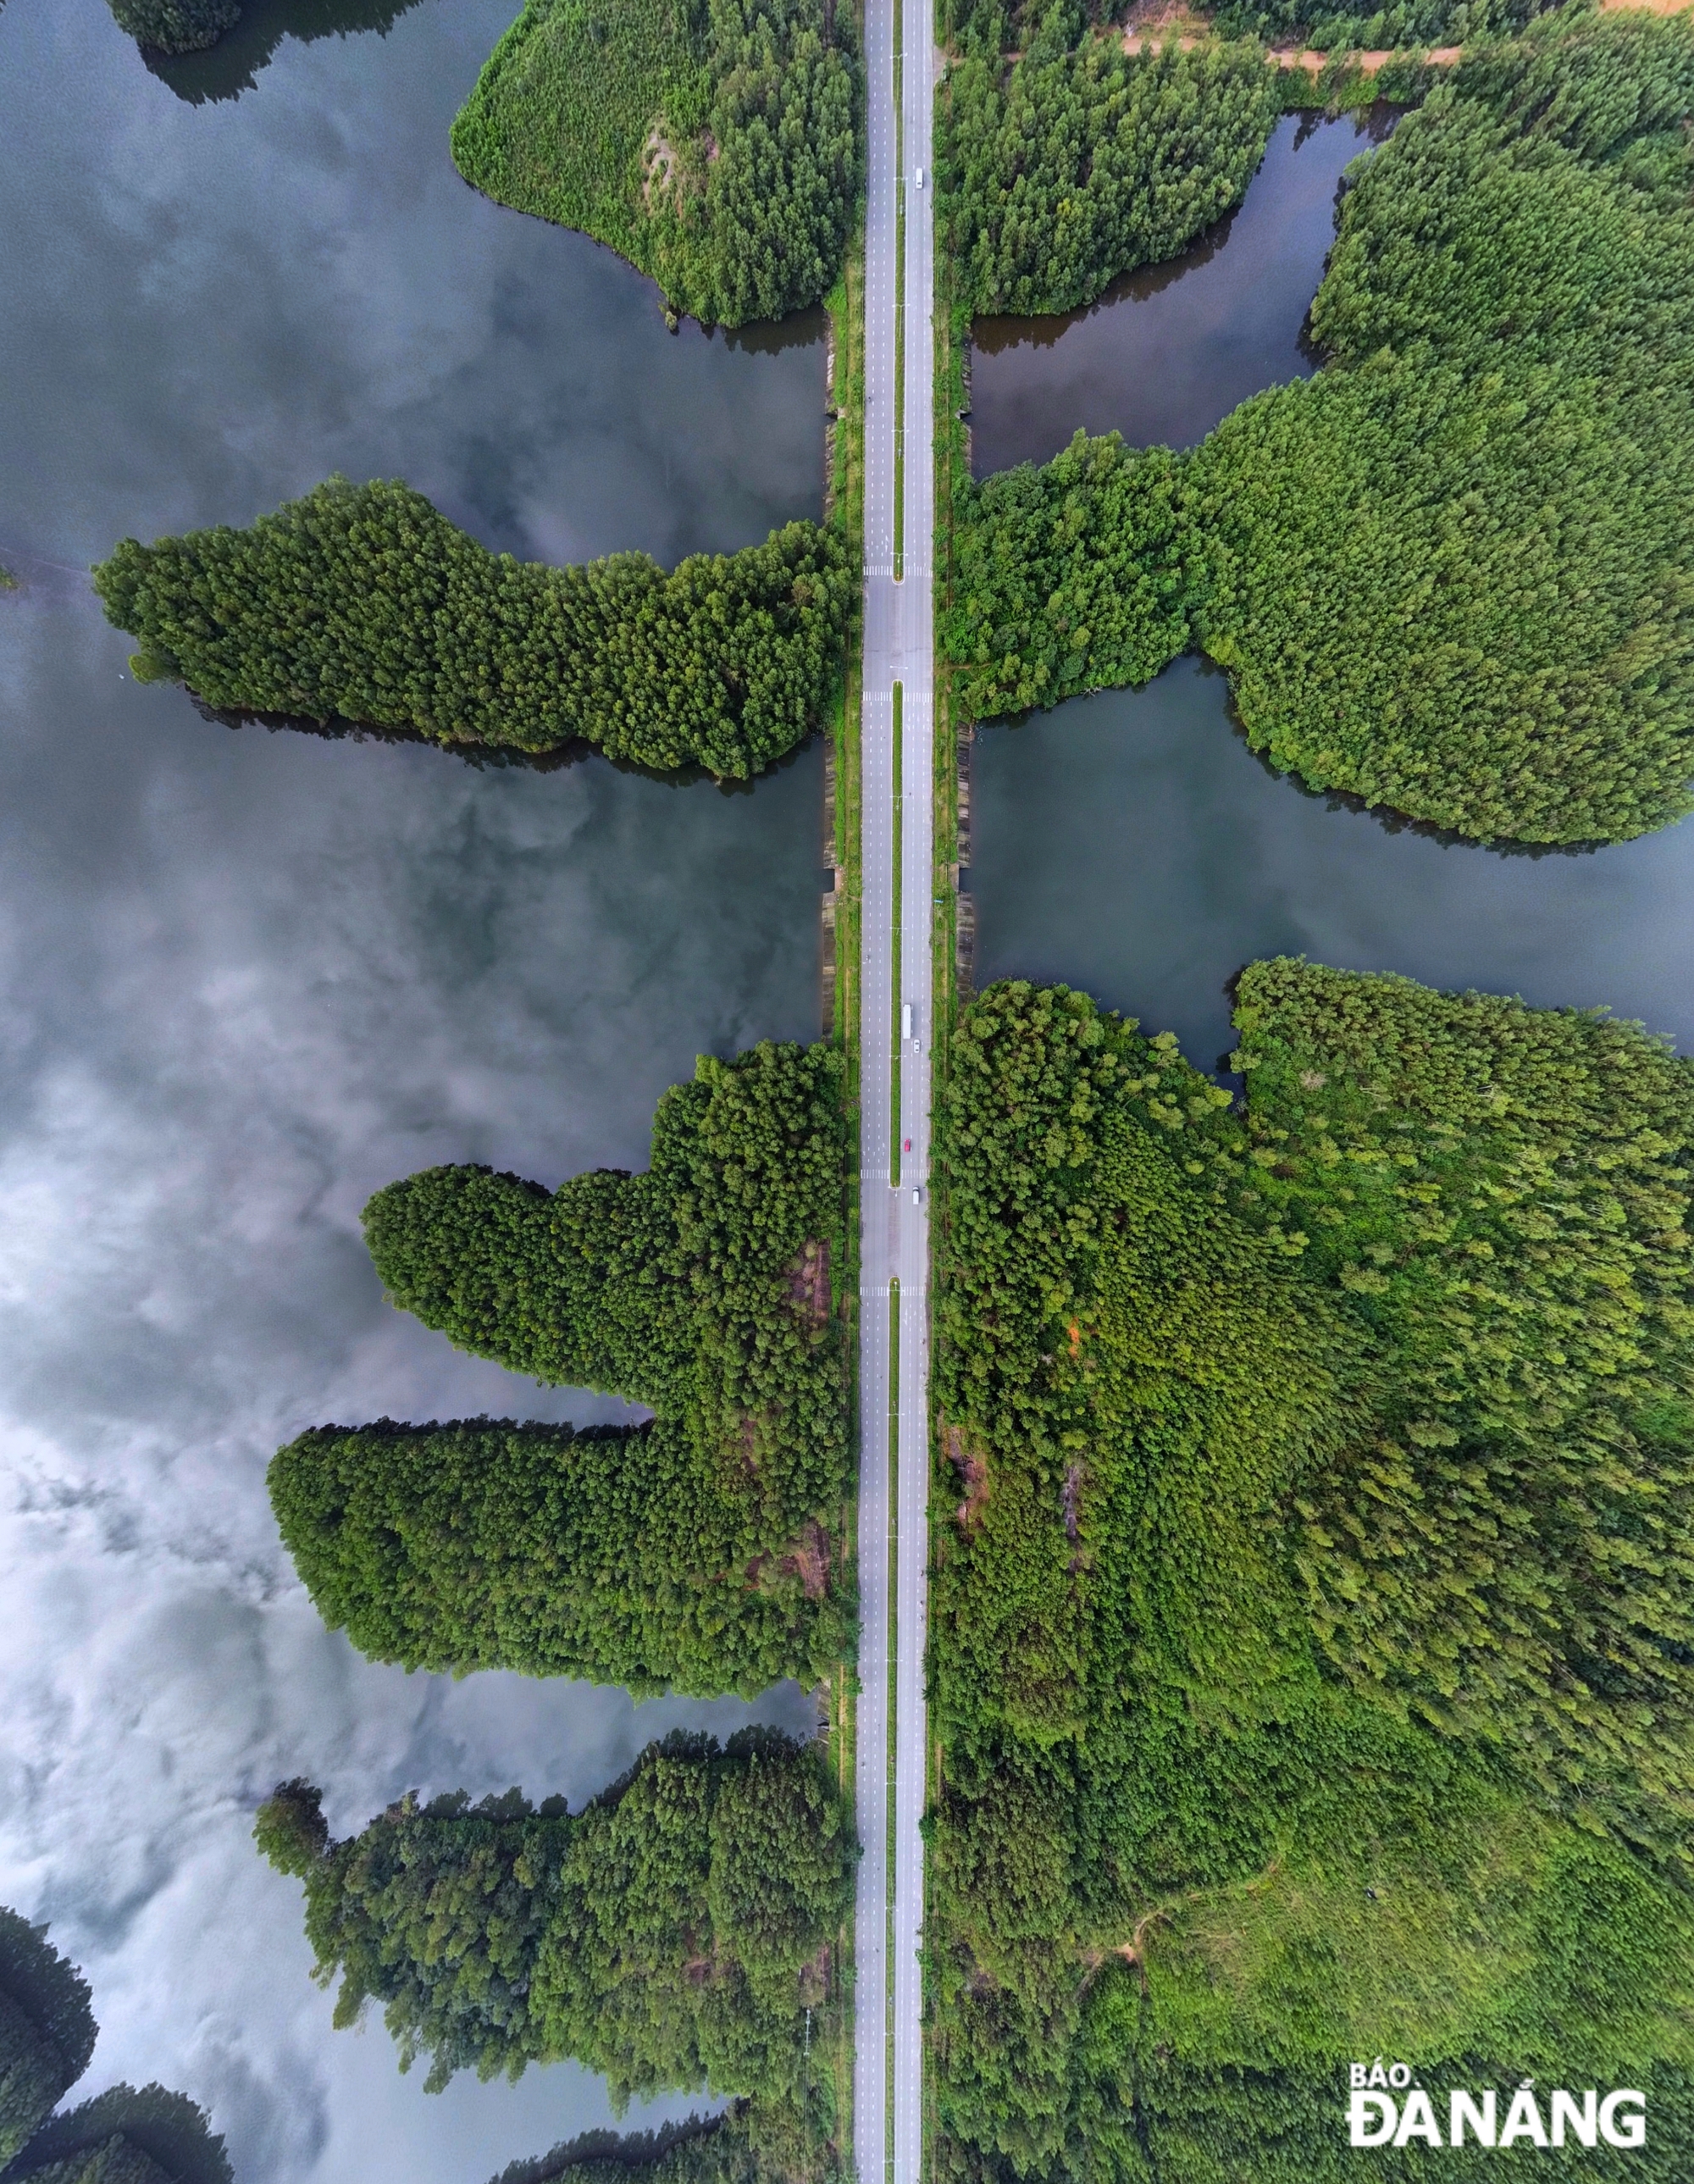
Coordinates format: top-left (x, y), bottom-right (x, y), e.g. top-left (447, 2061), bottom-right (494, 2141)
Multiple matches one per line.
top-left (946, 15), bottom-right (1694, 845)
top-left (451, 0), bottom-right (860, 326)
top-left (274, 1040), bottom-right (850, 1694)
top-left (929, 968), bottom-right (1694, 2180)
top-left (0, 1914), bottom-right (95, 2169)
top-left (938, 4), bottom-right (1281, 316)
top-left (93, 479), bottom-right (851, 777)
top-left (105, 0), bottom-right (241, 55)
top-left (480, 2113), bottom-right (800, 2184)
top-left (255, 1729), bottom-right (855, 2128)
top-left (0, 1917), bottom-right (225, 2184)
top-left (1213, 0), bottom-right (1553, 53)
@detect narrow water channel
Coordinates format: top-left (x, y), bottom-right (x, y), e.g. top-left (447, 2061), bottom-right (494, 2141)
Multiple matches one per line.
top-left (973, 661), bottom-right (1694, 1073)
top-left (0, 2), bottom-right (827, 2177)
top-left (969, 107), bottom-right (1392, 471)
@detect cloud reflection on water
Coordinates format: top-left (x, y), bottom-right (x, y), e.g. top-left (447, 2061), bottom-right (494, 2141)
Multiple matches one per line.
top-left (0, 0), bottom-right (831, 2174)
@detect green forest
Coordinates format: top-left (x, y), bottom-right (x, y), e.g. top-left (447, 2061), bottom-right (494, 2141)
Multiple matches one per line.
top-left (479, 2112), bottom-right (800, 2184)
top-left (938, 4), bottom-right (1281, 315)
top-left (451, 0), bottom-right (860, 327)
top-left (0, 1910), bottom-right (226, 2184)
top-left (272, 1039), bottom-right (850, 1695)
top-left (0, 1910), bottom-right (95, 2169)
top-left (256, 1729), bottom-right (854, 2165)
top-left (947, 0), bottom-right (1558, 58)
top-left (945, 14), bottom-right (1694, 844)
top-left (104, 0), bottom-right (240, 55)
top-left (930, 967), bottom-right (1694, 2179)
top-left (1214, 0), bottom-right (1553, 53)
top-left (93, 479), bottom-right (850, 776)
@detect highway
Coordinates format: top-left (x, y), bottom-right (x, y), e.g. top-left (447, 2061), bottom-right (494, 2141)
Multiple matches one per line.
top-left (854, 3), bottom-right (934, 2182)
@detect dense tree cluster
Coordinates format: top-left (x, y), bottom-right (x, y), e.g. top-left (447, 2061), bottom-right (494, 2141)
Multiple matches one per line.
top-left (274, 1040), bottom-right (850, 1694)
top-left (0, 1913), bottom-right (95, 2168)
top-left (948, 16), bottom-right (1694, 845)
top-left (1127, 2054), bottom-right (1694, 2181)
top-left (271, 1415), bottom-right (839, 1697)
top-left (105, 0), bottom-right (241, 56)
top-left (1232, 961), bottom-right (1694, 1843)
top-left (451, 0), bottom-right (860, 327)
top-left (929, 969), bottom-right (1694, 2179)
top-left (1215, 0), bottom-right (1553, 54)
top-left (255, 1729), bottom-right (855, 2130)
top-left (480, 2114), bottom-right (791, 2184)
top-left (0, 1914), bottom-right (224, 2184)
top-left (944, 430), bottom-right (1190, 718)
top-left (940, 0), bottom-right (1115, 55)
top-left (93, 479), bottom-right (850, 777)
top-left (1193, 17), bottom-right (1694, 844)
top-left (8, 2142), bottom-right (174, 2184)
top-left (938, 3), bottom-right (1281, 316)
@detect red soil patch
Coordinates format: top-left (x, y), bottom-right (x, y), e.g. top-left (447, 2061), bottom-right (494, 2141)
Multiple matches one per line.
top-left (944, 1423), bottom-right (991, 1532)
top-left (747, 1520), bottom-right (831, 1600)
top-left (780, 1520), bottom-right (831, 1601)
top-left (787, 1238), bottom-right (831, 1328)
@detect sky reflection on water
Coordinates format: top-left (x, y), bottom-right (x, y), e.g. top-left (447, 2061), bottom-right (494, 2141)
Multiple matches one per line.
top-left (0, 1), bottom-right (827, 2177)
top-left (972, 660), bottom-right (1694, 1073)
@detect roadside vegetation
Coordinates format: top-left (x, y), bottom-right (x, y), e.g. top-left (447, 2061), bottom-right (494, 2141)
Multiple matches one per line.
top-left (944, 12), bottom-right (1694, 843)
top-left (451, 0), bottom-right (861, 327)
top-left (930, 967), bottom-right (1694, 2176)
top-left (92, 479), bottom-right (852, 777)
top-left (256, 1731), bottom-right (854, 2172)
top-left (948, 0), bottom-right (1558, 56)
top-left (1215, 0), bottom-right (1554, 52)
top-left (272, 1039), bottom-right (850, 1695)
top-left (105, 0), bottom-right (240, 53)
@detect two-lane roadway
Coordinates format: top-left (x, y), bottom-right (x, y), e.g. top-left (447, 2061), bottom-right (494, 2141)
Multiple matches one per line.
top-left (855, 3), bottom-right (934, 2181)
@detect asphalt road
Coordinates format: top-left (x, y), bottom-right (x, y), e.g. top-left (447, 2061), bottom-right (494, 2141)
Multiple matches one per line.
top-left (855, 3), bottom-right (933, 2180)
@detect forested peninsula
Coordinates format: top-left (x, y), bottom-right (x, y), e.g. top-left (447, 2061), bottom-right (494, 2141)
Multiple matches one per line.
top-left (93, 479), bottom-right (850, 777)
top-left (945, 13), bottom-right (1694, 844)
top-left (271, 1039), bottom-right (850, 1696)
top-left (479, 2114), bottom-right (798, 2184)
top-left (938, 7), bottom-right (1282, 315)
top-left (931, 967), bottom-right (1694, 2177)
top-left (451, 0), bottom-right (861, 327)
top-left (256, 1730), bottom-right (854, 2174)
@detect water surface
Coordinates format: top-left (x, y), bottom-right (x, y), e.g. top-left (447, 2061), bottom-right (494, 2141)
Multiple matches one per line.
top-left (969, 108), bottom-right (1391, 474)
top-left (0, 2), bottom-right (828, 2178)
top-left (972, 662), bottom-right (1694, 1072)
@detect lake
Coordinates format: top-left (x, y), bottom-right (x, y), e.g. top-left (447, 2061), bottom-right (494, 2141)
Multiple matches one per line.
top-left (972, 662), bottom-right (1694, 1073)
top-left (968, 106), bottom-right (1694, 1076)
top-left (0, 2), bottom-right (828, 2179)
